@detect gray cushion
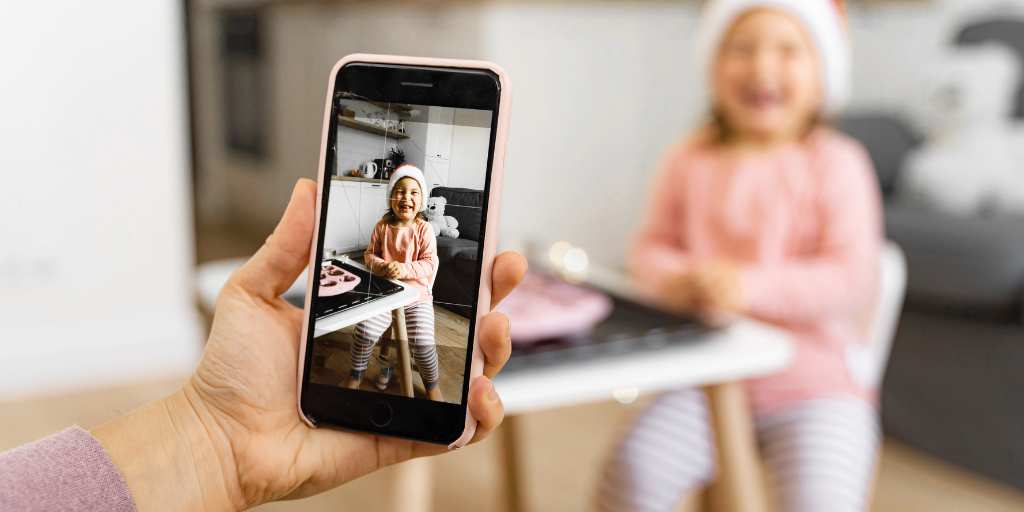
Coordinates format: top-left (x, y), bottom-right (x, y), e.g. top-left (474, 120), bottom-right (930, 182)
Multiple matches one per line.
top-left (435, 236), bottom-right (478, 262)
top-left (837, 114), bottom-right (922, 197)
top-left (886, 201), bottom-right (1024, 318)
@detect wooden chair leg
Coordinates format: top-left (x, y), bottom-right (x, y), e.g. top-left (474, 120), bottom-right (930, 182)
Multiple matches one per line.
top-left (500, 414), bottom-right (527, 512)
top-left (392, 309), bottom-right (415, 398)
top-left (704, 382), bottom-right (768, 512)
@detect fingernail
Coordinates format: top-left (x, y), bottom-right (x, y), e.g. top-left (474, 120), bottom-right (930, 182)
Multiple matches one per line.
top-left (487, 384), bottom-right (499, 402)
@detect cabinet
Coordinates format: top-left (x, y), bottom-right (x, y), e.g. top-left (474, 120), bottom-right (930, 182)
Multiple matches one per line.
top-left (323, 179), bottom-right (388, 253)
top-left (358, 182), bottom-right (387, 246)
top-left (324, 181), bottom-right (361, 252)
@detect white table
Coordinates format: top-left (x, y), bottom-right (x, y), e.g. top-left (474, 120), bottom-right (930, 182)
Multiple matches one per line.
top-left (488, 319), bottom-right (792, 512)
top-left (196, 257), bottom-right (418, 338)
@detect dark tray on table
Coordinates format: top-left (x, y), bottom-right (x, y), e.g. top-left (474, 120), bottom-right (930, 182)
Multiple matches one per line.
top-left (502, 293), bottom-right (708, 373)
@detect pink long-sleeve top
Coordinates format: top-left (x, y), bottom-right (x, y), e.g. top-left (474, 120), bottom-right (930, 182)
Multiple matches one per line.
top-left (364, 218), bottom-right (439, 302)
top-left (0, 427), bottom-right (136, 511)
top-left (631, 128), bottom-right (883, 414)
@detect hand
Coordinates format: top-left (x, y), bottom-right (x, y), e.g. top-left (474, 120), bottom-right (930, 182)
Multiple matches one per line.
top-left (662, 262), bottom-right (743, 320)
top-left (385, 261), bottom-right (405, 279)
top-left (93, 179), bottom-right (527, 511)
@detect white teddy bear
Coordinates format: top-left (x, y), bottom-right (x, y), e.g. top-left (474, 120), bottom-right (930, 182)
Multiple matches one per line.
top-left (425, 196), bottom-right (460, 238)
top-left (901, 45), bottom-right (1024, 216)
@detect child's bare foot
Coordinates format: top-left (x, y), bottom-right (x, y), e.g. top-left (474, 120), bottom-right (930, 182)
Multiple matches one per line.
top-left (426, 387), bottom-right (443, 402)
top-left (345, 377), bottom-right (361, 389)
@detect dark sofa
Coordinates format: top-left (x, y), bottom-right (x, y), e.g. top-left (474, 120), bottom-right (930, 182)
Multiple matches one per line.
top-left (430, 187), bottom-right (484, 318)
top-left (839, 114), bottom-right (1024, 491)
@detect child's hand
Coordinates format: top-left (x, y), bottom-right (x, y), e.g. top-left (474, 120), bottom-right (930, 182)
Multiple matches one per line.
top-left (662, 262), bottom-right (744, 321)
top-left (385, 261), bottom-right (405, 280)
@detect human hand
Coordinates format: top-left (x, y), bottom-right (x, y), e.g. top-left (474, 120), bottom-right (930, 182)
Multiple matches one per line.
top-left (94, 179), bottom-right (527, 511)
top-left (662, 262), bottom-right (743, 321)
top-left (385, 261), bottom-right (405, 279)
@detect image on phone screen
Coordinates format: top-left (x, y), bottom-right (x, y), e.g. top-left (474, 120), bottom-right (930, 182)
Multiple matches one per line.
top-left (308, 92), bottom-right (493, 405)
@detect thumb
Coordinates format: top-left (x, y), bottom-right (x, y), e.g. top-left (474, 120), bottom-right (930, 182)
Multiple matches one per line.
top-left (230, 179), bottom-right (317, 300)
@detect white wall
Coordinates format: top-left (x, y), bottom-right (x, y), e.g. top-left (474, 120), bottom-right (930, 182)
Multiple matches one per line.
top-left (479, 3), bottom-right (703, 266)
top-left (0, 1), bottom-right (199, 398)
top-left (448, 109), bottom-right (492, 190)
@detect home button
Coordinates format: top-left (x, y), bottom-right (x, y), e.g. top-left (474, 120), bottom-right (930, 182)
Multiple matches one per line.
top-left (369, 401), bottom-right (393, 427)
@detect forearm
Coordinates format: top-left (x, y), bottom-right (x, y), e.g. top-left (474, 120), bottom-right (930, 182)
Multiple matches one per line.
top-left (401, 258), bottom-right (437, 280)
top-left (91, 385), bottom-right (237, 512)
top-left (629, 245), bottom-right (693, 295)
top-left (364, 252), bottom-right (387, 274)
top-left (740, 257), bottom-right (876, 324)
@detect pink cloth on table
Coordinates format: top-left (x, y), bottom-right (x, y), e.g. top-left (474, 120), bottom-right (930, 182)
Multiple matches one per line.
top-left (363, 218), bottom-right (438, 303)
top-left (0, 426), bottom-right (136, 511)
top-left (496, 272), bottom-right (613, 344)
top-left (630, 128), bottom-right (883, 414)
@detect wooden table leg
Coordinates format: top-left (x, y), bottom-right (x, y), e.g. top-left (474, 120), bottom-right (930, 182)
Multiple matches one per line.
top-left (500, 414), bottom-right (526, 512)
top-left (704, 382), bottom-right (768, 512)
top-left (392, 456), bottom-right (433, 512)
top-left (392, 309), bottom-right (415, 398)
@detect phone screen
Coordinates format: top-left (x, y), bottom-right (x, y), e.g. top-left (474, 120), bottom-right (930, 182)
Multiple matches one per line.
top-left (301, 62), bottom-right (499, 435)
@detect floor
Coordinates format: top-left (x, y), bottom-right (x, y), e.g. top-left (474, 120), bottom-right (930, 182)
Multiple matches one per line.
top-left (310, 305), bottom-right (469, 403)
top-left (4, 379), bottom-right (1024, 512)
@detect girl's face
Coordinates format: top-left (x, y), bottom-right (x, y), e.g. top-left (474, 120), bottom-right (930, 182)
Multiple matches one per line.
top-left (390, 177), bottom-right (422, 222)
top-left (712, 9), bottom-right (823, 143)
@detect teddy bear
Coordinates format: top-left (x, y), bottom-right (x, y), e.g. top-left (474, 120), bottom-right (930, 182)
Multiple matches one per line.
top-left (425, 196), bottom-right (460, 238)
top-left (901, 44), bottom-right (1024, 216)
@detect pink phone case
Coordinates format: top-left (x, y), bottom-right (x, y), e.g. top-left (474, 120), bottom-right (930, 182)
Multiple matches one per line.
top-left (296, 53), bottom-right (511, 450)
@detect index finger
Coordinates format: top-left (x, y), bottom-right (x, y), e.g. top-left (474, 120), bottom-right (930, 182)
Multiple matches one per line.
top-left (490, 251), bottom-right (527, 309)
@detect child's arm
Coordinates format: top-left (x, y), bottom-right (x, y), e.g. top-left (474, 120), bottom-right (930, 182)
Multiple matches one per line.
top-left (399, 222), bottom-right (439, 280)
top-left (363, 223), bottom-right (388, 275)
top-left (629, 144), bottom-right (693, 292)
top-left (739, 144), bottom-right (883, 325)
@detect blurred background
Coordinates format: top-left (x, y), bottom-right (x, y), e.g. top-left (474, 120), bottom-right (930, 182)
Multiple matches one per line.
top-left (4, 0), bottom-right (1024, 510)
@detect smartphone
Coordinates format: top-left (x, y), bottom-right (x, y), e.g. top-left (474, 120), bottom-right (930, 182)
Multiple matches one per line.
top-left (297, 54), bottom-right (510, 449)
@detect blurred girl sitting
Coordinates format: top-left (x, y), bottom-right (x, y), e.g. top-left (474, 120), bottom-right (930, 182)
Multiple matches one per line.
top-left (598, 0), bottom-right (883, 510)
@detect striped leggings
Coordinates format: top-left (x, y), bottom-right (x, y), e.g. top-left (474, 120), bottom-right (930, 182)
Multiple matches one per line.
top-left (350, 301), bottom-right (440, 389)
top-left (597, 389), bottom-right (879, 512)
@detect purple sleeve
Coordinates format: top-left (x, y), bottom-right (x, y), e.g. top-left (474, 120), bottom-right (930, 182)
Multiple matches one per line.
top-left (0, 427), bottom-right (136, 511)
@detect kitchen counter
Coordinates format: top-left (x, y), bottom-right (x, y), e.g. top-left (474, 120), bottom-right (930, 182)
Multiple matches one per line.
top-left (331, 175), bottom-right (387, 185)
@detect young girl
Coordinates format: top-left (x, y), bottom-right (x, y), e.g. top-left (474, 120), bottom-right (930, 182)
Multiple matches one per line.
top-left (345, 165), bottom-right (444, 402)
top-left (599, 1), bottom-right (882, 511)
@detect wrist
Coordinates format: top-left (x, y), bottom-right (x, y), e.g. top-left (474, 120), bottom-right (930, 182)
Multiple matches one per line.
top-left (92, 385), bottom-right (239, 511)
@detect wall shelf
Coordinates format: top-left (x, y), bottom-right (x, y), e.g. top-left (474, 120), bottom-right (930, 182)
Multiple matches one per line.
top-left (337, 116), bottom-right (409, 139)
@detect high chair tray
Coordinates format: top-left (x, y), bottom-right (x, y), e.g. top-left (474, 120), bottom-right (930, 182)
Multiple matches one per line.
top-left (310, 259), bottom-right (418, 338)
top-left (501, 291), bottom-right (707, 373)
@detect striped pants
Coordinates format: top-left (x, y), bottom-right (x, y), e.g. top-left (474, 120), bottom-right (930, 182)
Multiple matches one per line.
top-left (597, 389), bottom-right (879, 512)
top-left (350, 301), bottom-right (440, 389)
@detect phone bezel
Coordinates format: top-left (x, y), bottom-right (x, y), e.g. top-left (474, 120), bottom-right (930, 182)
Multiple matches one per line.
top-left (299, 60), bottom-right (502, 445)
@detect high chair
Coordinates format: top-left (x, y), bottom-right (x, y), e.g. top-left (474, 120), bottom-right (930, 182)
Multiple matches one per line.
top-left (703, 242), bottom-right (907, 512)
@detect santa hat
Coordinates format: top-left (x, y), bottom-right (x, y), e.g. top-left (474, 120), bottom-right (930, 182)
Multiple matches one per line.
top-left (695, 0), bottom-right (850, 114)
top-left (388, 164), bottom-right (428, 212)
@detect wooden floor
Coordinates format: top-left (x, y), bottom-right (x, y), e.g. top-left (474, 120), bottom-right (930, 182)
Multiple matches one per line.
top-left (310, 305), bottom-right (469, 403)
top-left (4, 380), bottom-right (1024, 512)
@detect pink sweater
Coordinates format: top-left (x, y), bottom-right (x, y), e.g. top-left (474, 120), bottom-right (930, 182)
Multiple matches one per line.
top-left (631, 128), bottom-right (883, 413)
top-left (364, 218), bottom-right (439, 302)
top-left (0, 427), bottom-right (135, 511)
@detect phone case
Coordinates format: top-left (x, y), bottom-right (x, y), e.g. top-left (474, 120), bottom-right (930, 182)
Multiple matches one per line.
top-left (296, 53), bottom-right (511, 450)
